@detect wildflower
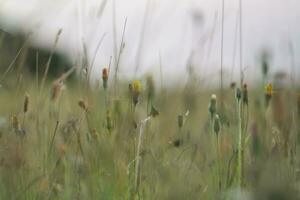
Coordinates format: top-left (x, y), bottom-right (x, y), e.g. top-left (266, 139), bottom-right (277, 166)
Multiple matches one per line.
top-left (132, 80), bottom-right (142, 94)
top-left (23, 93), bottom-right (30, 113)
top-left (131, 80), bottom-right (142, 106)
top-left (265, 83), bottom-right (273, 97)
top-left (265, 83), bottom-right (273, 107)
top-left (213, 114), bottom-right (221, 136)
top-left (209, 94), bottom-right (217, 119)
top-left (102, 67), bottom-right (109, 89)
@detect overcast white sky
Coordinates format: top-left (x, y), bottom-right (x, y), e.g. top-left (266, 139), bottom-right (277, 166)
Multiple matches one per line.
top-left (0, 0), bottom-right (299, 85)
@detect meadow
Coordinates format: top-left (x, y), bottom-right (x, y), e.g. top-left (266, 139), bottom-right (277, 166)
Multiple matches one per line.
top-left (0, 7), bottom-right (299, 198)
top-left (0, 53), bottom-right (299, 200)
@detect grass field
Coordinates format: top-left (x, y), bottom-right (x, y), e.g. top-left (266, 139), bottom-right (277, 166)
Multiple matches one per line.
top-left (0, 64), bottom-right (299, 200)
top-left (0, 3), bottom-right (299, 198)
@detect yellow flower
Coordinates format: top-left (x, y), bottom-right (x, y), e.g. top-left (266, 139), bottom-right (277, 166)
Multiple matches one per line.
top-left (265, 83), bottom-right (273, 96)
top-left (132, 80), bottom-right (142, 94)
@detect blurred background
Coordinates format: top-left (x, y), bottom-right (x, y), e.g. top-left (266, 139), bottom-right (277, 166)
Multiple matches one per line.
top-left (0, 0), bottom-right (299, 85)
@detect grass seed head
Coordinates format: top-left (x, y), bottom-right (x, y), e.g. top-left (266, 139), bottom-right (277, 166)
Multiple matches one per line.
top-left (51, 80), bottom-right (65, 102)
top-left (23, 93), bottom-right (30, 113)
top-left (242, 84), bottom-right (248, 105)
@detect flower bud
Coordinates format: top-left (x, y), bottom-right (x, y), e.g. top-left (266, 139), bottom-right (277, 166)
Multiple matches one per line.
top-left (242, 84), bottom-right (248, 105)
top-left (209, 94), bottom-right (217, 118)
top-left (102, 68), bottom-right (109, 89)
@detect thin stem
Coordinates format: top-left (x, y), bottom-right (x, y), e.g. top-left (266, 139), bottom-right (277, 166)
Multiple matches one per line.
top-left (88, 33), bottom-right (107, 84)
top-left (48, 120), bottom-right (60, 157)
top-left (40, 29), bottom-right (62, 91)
top-left (0, 34), bottom-right (30, 84)
top-left (216, 134), bottom-right (221, 190)
top-left (134, 0), bottom-right (150, 76)
top-left (220, 0), bottom-right (225, 104)
top-left (237, 99), bottom-right (243, 187)
top-left (114, 18), bottom-right (127, 94)
top-left (159, 52), bottom-right (163, 90)
top-left (135, 116), bottom-right (151, 193)
top-left (239, 0), bottom-right (243, 86)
